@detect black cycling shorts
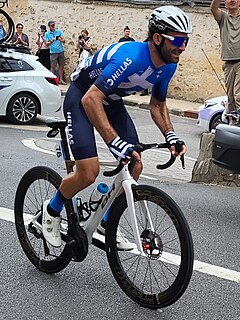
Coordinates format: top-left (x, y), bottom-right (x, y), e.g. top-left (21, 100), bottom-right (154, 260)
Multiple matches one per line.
top-left (63, 83), bottom-right (139, 160)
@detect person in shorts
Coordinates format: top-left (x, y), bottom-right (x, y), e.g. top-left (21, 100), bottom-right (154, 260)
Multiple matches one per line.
top-left (45, 20), bottom-right (67, 84)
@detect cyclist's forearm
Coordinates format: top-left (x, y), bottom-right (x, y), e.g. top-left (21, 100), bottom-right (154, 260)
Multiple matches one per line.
top-left (149, 98), bottom-right (174, 135)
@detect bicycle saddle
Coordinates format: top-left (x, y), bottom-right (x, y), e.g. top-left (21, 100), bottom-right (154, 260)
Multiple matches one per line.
top-left (45, 117), bottom-right (67, 129)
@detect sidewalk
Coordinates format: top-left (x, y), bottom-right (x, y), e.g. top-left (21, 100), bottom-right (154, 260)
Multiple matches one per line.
top-left (59, 84), bottom-right (199, 119)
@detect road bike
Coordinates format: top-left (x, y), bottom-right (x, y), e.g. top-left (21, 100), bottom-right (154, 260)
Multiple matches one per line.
top-left (14, 117), bottom-right (194, 309)
top-left (0, 1), bottom-right (15, 45)
top-left (0, 2), bottom-right (30, 53)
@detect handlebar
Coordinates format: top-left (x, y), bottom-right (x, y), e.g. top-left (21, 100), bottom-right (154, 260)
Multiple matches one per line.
top-left (103, 140), bottom-right (185, 177)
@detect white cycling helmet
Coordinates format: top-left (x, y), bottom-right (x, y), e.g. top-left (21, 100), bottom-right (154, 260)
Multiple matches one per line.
top-left (149, 6), bottom-right (192, 34)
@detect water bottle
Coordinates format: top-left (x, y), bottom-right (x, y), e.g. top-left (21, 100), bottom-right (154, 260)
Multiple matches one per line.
top-left (89, 183), bottom-right (109, 212)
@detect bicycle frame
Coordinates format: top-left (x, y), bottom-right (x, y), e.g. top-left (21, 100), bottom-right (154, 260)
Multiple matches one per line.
top-left (42, 118), bottom-right (179, 254)
top-left (55, 124), bottom-right (152, 253)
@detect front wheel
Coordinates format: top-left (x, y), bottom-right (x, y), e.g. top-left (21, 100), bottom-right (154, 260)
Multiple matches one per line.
top-left (14, 166), bottom-right (72, 273)
top-left (105, 185), bottom-right (194, 309)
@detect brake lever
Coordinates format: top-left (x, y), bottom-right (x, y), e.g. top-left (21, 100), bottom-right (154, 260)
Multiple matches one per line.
top-left (175, 140), bottom-right (185, 169)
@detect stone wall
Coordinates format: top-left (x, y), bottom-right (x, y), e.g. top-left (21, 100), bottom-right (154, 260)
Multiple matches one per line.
top-left (191, 132), bottom-right (240, 186)
top-left (3, 0), bottom-right (226, 102)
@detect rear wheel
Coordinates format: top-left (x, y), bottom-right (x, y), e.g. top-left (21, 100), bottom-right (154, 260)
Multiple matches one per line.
top-left (0, 8), bottom-right (15, 44)
top-left (14, 166), bottom-right (72, 273)
top-left (7, 93), bottom-right (38, 125)
top-left (105, 185), bottom-right (194, 309)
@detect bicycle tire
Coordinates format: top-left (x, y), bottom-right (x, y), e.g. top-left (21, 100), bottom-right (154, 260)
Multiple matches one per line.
top-left (14, 166), bottom-right (72, 273)
top-left (105, 185), bottom-right (194, 309)
top-left (0, 9), bottom-right (15, 44)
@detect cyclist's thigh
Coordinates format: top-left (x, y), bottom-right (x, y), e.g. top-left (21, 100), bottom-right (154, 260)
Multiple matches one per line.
top-left (63, 83), bottom-right (97, 160)
top-left (106, 100), bottom-right (139, 144)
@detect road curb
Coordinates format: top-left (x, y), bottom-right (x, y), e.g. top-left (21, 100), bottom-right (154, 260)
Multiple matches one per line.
top-left (122, 98), bottom-right (199, 119)
top-left (61, 90), bottom-right (198, 119)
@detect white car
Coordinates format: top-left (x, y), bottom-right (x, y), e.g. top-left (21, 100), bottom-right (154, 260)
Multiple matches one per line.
top-left (196, 96), bottom-right (227, 132)
top-left (0, 49), bottom-right (61, 125)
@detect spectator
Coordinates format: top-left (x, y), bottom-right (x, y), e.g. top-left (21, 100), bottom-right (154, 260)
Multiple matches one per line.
top-left (211, 0), bottom-right (240, 114)
top-left (11, 23), bottom-right (29, 47)
top-left (36, 25), bottom-right (50, 70)
top-left (118, 26), bottom-right (135, 42)
top-left (75, 28), bottom-right (93, 63)
top-left (45, 20), bottom-right (67, 85)
top-left (0, 19), bottom-right (6, 41)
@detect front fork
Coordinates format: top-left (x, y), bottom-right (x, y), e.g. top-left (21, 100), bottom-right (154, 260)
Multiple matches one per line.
top-left (122, 181), bottom-right (154, 253)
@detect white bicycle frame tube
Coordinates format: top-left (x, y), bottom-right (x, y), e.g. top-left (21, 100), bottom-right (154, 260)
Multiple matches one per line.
top-left (122, 179), bottom-right (143, 252)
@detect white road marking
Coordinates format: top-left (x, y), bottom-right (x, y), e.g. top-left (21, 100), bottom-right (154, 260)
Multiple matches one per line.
top-left (0, 123), bottom-right (48, 131)
top-left (1, 207), bottom-right (239, 283)
top-left (22, 138), bottom-right (55, 155)
top-left (21, 138), bottom-right (196, 182)
top-left (22, 135), bottom-right (198, 163)
top-left (21, 138), bottom-right (167, 181)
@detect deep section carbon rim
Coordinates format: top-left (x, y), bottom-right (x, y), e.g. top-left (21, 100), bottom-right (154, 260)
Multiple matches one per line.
top-left (14, 166), bottom-right (71, 273)
top-left (105, 185), bottom-right (194, 309)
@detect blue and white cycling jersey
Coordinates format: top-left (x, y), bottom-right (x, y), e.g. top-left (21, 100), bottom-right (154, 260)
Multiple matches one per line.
top-left (72, 41), bottom-right (177, 105)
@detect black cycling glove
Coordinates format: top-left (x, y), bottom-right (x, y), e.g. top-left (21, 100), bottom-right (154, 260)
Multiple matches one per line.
top-left (108, 136), bottom-right (134, 162)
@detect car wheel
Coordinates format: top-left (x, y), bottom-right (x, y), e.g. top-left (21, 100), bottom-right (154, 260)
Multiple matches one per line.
top-left (209, 113), bottom-right (223, 131)
top-left (6, 93), bottom-right (39, 125)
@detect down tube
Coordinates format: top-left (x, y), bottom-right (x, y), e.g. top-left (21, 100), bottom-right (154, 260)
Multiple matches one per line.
top-left (122, 181), bottom-right (144, 253)
top-left (85, 180), bottom-right (122, 243)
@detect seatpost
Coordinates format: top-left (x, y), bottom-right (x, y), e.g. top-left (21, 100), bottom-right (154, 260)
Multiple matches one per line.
top-left (59, 127), bottom-right (75, 174)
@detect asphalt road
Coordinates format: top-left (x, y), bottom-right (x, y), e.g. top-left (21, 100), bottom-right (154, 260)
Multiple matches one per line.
top-left (0, 107), bottom-right (239, 320)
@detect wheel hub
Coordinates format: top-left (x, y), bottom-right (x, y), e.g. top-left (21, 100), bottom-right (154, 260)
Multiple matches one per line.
top-left (140, 229), bottom-right (163, 259)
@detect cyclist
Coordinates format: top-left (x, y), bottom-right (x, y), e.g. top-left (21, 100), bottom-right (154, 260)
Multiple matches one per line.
top-left (42, 6), bottom-right (192, 249)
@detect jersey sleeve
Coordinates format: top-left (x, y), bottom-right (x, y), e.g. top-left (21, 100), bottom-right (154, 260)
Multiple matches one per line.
top-left (151, 63), bottom-right (177, 102)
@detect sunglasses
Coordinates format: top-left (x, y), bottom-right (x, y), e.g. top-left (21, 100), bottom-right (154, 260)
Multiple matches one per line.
top-left (50, 24), bottom-right (55, 27)
top-left (161, 34), bottom-right (189, 48)
top-left (17, 27), bottom-right (23, 29)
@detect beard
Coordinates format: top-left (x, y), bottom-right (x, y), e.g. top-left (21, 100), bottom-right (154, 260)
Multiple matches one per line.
top-left (155, 42), bottom-right (180, 64)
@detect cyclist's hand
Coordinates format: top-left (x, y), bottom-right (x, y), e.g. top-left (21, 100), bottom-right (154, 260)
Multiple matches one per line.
top-left (165, 131), bottom-right (187, 157)
top-left (108, 136), bottom-right (140, 164)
